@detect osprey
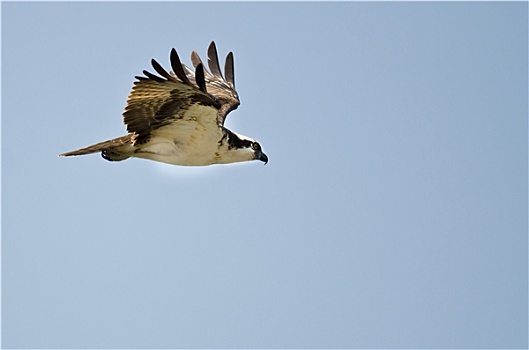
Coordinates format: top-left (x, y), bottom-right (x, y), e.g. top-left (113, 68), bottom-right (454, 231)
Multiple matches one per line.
top-left (60, 42), bottom-right (268, 166)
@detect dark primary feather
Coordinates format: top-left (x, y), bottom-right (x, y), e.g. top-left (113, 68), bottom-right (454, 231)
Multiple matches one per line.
top-left (224, 52), bottom-right (235, 87)
top-left (207, 41), bottom-right (224, 80)
top-left (170, 48), bottom-right (193, 86)
top-left (122, 42), bottom-right (239, 144)
top-left (138, 70), bottom-right (165, 82)
top-left (194, 63), bottom-right (207, 93)
top-left (151, 59), bottom-right (175, 81)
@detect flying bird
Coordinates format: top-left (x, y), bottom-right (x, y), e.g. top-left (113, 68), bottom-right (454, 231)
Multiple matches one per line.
top-left (60, 42), bottom-right (268, 166)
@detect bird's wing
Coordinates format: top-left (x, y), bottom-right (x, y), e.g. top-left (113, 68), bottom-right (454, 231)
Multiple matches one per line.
top-left (181, 41), bottom-right (241, 127)
top-left (124, 48), bottom-right (222, 145)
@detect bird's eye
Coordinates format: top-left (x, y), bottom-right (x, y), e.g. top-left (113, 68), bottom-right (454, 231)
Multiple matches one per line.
top-left (252, 142), bottom-right (260, 150)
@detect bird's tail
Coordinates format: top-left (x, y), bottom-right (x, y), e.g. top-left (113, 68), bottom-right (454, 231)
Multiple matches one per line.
top-left (59, 135), bottom-right (133, 161)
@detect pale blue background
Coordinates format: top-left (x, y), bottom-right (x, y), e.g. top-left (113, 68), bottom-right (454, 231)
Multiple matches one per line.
top-left (2, 2), bottom-right (527, 349)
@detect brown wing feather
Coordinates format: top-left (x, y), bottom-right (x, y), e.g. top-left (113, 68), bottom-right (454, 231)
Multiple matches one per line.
top-left (170, 48), bottom-right (193, 86)
top-left (194, 63), bottom-right (207, 93)
top-left (207, 41), bottom-right (224, 80)
top-left (224, 52), bottom-right (235, 88)
top-left (124, 51), bottom-right (220, 145)
top-left (191, 51), bottom-right (213, 78)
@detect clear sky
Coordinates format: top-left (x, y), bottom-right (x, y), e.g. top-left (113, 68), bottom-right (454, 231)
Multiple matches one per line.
top-left (2, 2), bottom-right (527, 349)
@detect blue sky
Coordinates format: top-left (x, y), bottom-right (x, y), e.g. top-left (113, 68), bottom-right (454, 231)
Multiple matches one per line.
top-left (2, 2), bottom-right (527, 349)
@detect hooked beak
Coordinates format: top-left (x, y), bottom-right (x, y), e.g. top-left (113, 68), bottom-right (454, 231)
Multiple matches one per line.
top-left (257, 151), bottom-right (268, 165)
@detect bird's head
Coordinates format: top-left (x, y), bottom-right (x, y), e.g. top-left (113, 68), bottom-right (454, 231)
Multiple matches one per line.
top-left (249, 140), bottom-right (268, 164)
top-left (221, 130), bottom-right (268, 165)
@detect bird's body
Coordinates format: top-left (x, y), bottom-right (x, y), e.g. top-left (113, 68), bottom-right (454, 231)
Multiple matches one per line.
top-left (60, 42), bottom-right (268, 166)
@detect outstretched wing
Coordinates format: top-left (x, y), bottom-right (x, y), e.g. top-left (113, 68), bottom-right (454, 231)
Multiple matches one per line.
top-left (181, 41), bottom-right (241, 127)
top-left (124, 48), bottom-right (221, 145)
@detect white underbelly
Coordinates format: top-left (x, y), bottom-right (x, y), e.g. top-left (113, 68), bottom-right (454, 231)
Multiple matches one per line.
top-left (133, 129), bottom-right (221, 166)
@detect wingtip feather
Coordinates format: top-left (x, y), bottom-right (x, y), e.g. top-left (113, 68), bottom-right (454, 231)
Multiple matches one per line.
top-left (170, 48), bottom-right (193, 85)
top-left (195, 63), bottom-right (207, 93)
top-left (225, 51), bottom-right (235, 87)
top-left (207, 41), bottom-right (224, 79)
